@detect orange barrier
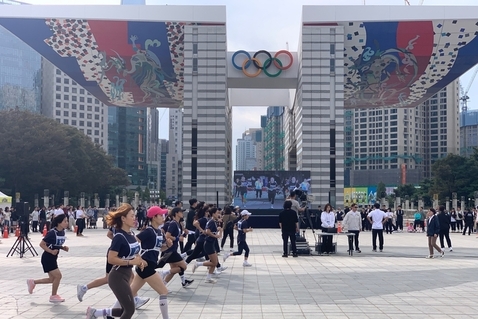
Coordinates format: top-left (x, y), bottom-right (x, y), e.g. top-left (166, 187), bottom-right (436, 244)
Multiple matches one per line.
top-left (3, 225), bottom-right (8, 238)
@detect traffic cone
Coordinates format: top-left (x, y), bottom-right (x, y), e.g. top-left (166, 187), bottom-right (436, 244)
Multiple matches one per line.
top-left (42, 224), bottom-right (47, 236)
top-left (15, 225), bottom-right (20, 237)
top-left (74, 225), bottom-right (78, 233)
top-left (337, 222), bottom-right (342, 233)
top-left (3, 225), bottom-right (8, 238)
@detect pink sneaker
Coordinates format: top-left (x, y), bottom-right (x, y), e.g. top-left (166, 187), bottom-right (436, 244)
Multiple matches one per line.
top-left (27, 279), bottom-right (35, 294)
top-left (49, 294), bottom-right (65, 303)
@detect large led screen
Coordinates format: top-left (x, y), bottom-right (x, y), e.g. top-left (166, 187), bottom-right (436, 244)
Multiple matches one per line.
top-left (233, 171), bottom-right (311, 210)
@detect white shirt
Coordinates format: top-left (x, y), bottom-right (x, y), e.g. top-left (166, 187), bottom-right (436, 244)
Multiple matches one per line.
top-left (31, 210), bottom-right (39, 221)
top-left (76, 209), bottom-right (85, 219)
top-left (367, 209), bottom-right (388, 230)
top-left (342, 210), bottom-right (361, 231)
top-left (54, 208), bottom-right (64, 216)
top-left (321, 211), bottom-right (335, 228)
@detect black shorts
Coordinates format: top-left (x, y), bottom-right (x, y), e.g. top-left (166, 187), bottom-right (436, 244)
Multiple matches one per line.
top-left (135, 264), bottom-right (157, 279)
top-left (203, 241), bottom-right (216, 255)
top-left (106, 261), bottom-right (113, 274)
top-left (41, 252), bottom-right (58, 273)
top-left (162, 251), bottom-right (183, 264)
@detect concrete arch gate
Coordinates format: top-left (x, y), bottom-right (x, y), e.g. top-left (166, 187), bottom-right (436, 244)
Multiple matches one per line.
top-left (2, 5), bottom-right (478, 208)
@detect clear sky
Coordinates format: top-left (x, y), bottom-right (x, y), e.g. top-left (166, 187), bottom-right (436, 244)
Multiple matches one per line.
top-left (21, 0), bottom-right (478, 165)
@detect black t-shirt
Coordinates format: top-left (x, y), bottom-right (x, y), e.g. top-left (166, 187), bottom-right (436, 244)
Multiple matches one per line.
top-left (269, 181), bottom-right (278, 191)
top-left (43, 228), bottom-right (66, 252)
top-left (237, 219), bottom-right (248, 243)
top-left (196, 217), bottom-right (208, 242)
top-left (109, 229), bottom-right (140, 262)
top-left (464, 211), bottom-right (474, 223)
top-left (205, 219), bottom-right (218, 243)
top-left (186, 209), bottom-right (195, 231)
top-left (279, 209), bottom-right (298, 233)
top-left (165, 220), bottom-right (181, 252)
top-left (39, 210), bottom-right (46, 220)
top-left (137, 226), bottom-right (163, 264)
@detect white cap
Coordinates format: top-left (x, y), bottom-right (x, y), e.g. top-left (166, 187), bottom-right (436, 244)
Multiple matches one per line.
top-left (241, 210), bottom-right (251, 216)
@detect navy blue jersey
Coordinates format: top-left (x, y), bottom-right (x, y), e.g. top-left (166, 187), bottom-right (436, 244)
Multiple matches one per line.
top-left (205, 219), bottom-right (218, 243)
top-left (165, 220), bottom-right (181, 253)
top-left (237, 219), bottom-right (249, 243)
top-left (137, 226), bottom-right (163, 264)
top-left (195, 217), bottom-right (208, 243)
top-left (109, 229), bottom-right (140, 261)
top-left (43, 228), bottom-right (66, 251)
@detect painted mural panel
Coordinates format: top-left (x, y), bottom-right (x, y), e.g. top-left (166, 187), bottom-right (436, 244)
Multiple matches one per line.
top-left (343, 20), bottom-right (478, 108)
top-left (0, 18), bottom-right (189, 108)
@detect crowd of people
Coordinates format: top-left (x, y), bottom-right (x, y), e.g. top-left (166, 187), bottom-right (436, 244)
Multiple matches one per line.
top-left (24, 199), bottom-right (254, 319)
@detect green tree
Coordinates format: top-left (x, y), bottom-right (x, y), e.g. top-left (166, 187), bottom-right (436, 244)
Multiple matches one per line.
top-left (377, 181), bottom-right (386, 199)
top-left (394, 184), bottom-right (417, 198)
top-left (0, 109), bottom-right (129, 202)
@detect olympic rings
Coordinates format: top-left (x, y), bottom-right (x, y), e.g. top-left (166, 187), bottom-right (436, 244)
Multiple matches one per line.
top-left (232, 50), bottom-right (293, 78)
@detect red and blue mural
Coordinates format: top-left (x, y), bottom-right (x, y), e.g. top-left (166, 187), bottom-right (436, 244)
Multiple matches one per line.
top-left (0, 18), bottom-right (188, 108)
top-left (342, 20), bottom-right (478, 108)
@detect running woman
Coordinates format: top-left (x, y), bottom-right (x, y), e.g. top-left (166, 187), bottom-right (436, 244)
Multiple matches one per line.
top-left (86, 204), bottom-right (146, 319)
top-left (27, 213), bottom-right (69, 303)
top-left (191, 207), bottom-right (223, 283)
top-left (159, 207), bottom-right (194, 288)
top-left (223, 210), bottom-right (253, 267)
top-left (76, 226), bottom-right (149, 309)
top-left (130, 206), bottom-right (171, 319)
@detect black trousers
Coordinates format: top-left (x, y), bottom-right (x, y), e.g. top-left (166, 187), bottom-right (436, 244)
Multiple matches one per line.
top-left (348, 230), bottom-right (360, 250)
top-left (281, 231), bottom-right (296, 255)
top-left (439, 229), bottom-right (452, 248)
top-left (233, 241), bottom-right (250, 258)
top-left (385, 220), bottom-right (394, 234)
top-left (268, 190), bottom-right (276, 204)
top-left (321, 229), bottom-right (333, 253)
top-left (396, 217), bottom-right (403, 231)
top-left (108, 266), bottom-right (135, 319)
top-left (76, 218), bottom-right (85, 235)
top-left (221, 226), bottom-right (234, 249)
top-left (456, 220), bottom-right (463, 231)
top-left (183, 233), bottom-right (196, 253)
top-left (255, 189), bottom-right (262, 198)
top-left (463, 222), bottom-right (473, 235)
top-left (450, 222), bottom-right (456, 231)
top-left (32, 221), bottom-right (38, 232)
top-left (185, 241), bottom-right (206, 264)
top-left (372, 229), bottom-right (384, 250)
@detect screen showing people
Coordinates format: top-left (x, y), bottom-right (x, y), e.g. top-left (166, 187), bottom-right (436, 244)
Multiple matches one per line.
top-left (233, 171), bottom-right (311, 209)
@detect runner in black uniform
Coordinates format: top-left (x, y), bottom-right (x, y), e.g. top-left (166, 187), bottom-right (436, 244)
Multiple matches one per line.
top-left (223, 210), bottom-right (253, 267)
top-left (27, 213), bottom-right (69, 303)
top-left (159, 207), bottom-right (194, 288)
top-left (268, 177), bottom-right (279, 208)
top-left (191, 207), bottom-right (223, 284)
top-left (130, 206), bottom-right (171, 319)
top-left (86, 204), bottom-right (146, 319)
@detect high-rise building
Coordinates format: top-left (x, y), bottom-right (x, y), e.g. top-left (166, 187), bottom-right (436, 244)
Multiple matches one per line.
top-left (345, 82), bottom-right (460, 186)
top-left (0, 24), bottom-right (41, 112)
top-left (166, 108), bottom-right (183, 199)
top-left (236, 128), bottom-right (262, 171)
top-left (263, 106), bottom-right (285, 171)
top-left (460, 110), bottom-right (478, 157)
top-left (41, 59), bottom-right (108, 150)
top-left (158, 139), bottom-right (169, 194)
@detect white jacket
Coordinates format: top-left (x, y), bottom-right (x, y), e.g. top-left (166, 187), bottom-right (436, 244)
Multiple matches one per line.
top-left (342, 211), bottom-right (361, 231)
top-left (321, 211), bottom-right (335, 228)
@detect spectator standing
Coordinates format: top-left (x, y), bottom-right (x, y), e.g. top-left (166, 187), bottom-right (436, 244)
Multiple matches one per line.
top-left (320, 203), bottom-right (335, 254)
top-left (450, 209), bottom-right (457, 232)
top-left (437, 206), bottom-right (453, 251)
top-left (456, 207), bottom-right (464, 232)
top-left (395, 205), bottom-right (404, 232)
top-left (367, 203), bottom-right (388, 252)
top-left (255, 178), bottom-right (263, 199)
top-left (31, 207), bottom-right (39, 232)
top-left (39, 206), bottom-right (47, 232)
top-left (278, 201), bottom-right (298, 257)
top-left (342, 203), bottom-right (361, 253)
top-left (426, 208), bottom-right (444, 259)
top-left (385, 208), bottom-right (394, 234)
top-left (75, 206), bottom-right (86, 236)
top-left (463, 209), bottom-right (474, 235)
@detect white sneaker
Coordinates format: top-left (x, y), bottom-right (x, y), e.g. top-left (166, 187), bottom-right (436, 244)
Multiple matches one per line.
top-left (213, 268), bottom-right (222, 275)
top-left (204, 278), bottom-right (217, 284)
top-left (192, 262), bottom-right (199, 274)
top-left (85, 306), bottom-right (97, 319)
top-left (135, 296), bottom-right (150, 309)
top-left (196, 257), bottom-right (206, 262)
top-left (218, 266), bottom-right (228, 272)
top-left (159, 270), bottom-right (167, 283)
top-left (223, 252), bottom-right (231, 263)
top-left (77, 284), bottom-right (86, 302)
top-left (243, 261), bottom-right (252, 267)
top-left (449, 247), bottom-right (453, 252)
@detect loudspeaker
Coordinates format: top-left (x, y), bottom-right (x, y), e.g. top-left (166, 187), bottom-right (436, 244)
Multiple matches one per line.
top-left (15, 202), bottom-right (30, 235)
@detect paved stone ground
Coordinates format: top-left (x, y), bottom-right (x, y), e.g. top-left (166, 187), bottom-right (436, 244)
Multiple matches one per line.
top-left (0, 226), bottom-right (477, 319)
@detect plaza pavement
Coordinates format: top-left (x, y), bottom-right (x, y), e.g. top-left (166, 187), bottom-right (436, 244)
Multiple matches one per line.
top-left (0, 225), bottom-right (477, 319)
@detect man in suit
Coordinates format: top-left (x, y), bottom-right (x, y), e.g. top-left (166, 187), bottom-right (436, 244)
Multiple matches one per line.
top-left (437, 205), bottom-right (453, 251)
top-left (426, 208), bottom-right (444, 258)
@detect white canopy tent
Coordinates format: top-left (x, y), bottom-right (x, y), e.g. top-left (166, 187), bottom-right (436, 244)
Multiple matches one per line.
top-left (0, 191), bottom-right (12, 211)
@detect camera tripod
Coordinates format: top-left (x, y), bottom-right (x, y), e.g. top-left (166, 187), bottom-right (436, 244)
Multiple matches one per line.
top-left (7, 234), bottom-right (38, 258)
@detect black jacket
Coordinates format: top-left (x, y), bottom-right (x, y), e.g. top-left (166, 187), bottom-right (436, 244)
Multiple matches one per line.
top-left (426, 215), bottom-right (440, 237)
top-left (437, 211), bottom-right (451, 231)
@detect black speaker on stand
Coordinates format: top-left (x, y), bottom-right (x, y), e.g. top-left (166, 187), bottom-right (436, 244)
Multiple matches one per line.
top-left (7, 202), bottom-right (37, 258)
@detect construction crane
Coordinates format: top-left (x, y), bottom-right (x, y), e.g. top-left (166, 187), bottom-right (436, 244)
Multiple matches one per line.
top-left (460, 66), bottom-right (478, 113)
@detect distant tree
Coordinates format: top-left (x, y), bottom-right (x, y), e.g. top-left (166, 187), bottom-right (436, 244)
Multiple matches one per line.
top-left (394, 184), bottom-right (416, 198)
top-left (0, 109), bottom-right (129, 202)
top-left (377, 181), bottom-right (386, 199)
